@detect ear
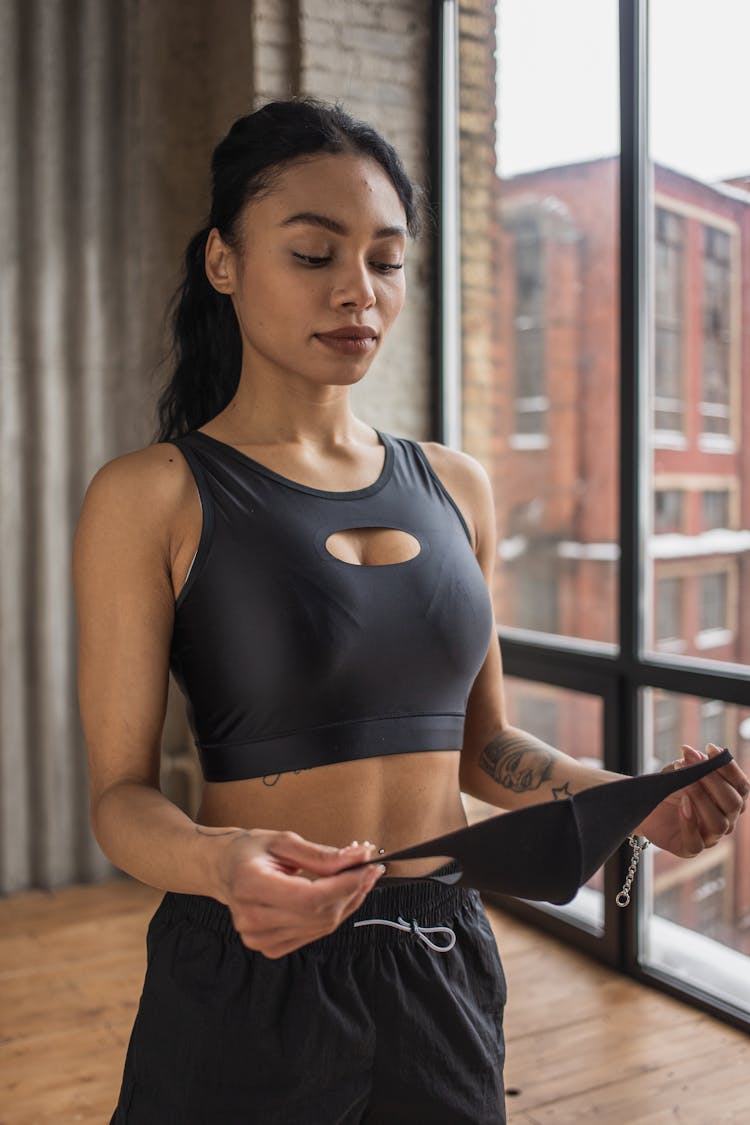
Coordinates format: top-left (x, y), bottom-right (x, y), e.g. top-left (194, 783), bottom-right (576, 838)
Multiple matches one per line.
top-left (205, 228), bottom-right (236, 295)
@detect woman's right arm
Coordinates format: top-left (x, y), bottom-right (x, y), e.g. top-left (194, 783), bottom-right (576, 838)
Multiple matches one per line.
top-left (73, 448), bottom-right (383, 955)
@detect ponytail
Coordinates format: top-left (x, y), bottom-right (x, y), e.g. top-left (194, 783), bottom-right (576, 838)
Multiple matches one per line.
top-left (154, 226), bottom-right (242, 442)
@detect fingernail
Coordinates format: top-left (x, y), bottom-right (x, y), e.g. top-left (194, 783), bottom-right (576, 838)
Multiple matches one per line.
top-left (681, 795), bottom-right (693, 818)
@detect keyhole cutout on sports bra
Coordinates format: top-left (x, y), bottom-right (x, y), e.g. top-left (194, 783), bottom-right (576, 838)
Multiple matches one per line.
top-left (325, 527), bottom-right (421, 566)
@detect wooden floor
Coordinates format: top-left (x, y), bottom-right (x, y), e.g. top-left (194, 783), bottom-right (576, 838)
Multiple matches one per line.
top-left (1, 878), bottom-right (748, 1124)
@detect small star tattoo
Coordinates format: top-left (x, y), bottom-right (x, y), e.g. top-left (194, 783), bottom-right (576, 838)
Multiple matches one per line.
top-left (552, 781), bottom-right (573, 801)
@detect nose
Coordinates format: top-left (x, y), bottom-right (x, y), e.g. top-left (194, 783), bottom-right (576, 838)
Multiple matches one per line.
top-left (331, 260), bottom-right (377, 310)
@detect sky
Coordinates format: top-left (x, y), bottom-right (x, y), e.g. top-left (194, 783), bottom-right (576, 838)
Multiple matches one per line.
top-left (495, 0), bottom-right (750, 183)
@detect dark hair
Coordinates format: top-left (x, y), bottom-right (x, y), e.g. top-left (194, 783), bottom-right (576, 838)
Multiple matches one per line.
top-left (153, 96), bottom-right (430, 442)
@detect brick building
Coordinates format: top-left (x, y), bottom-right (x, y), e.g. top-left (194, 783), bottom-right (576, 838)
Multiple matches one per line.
top-left (476, 155), bottom-right (750, 951)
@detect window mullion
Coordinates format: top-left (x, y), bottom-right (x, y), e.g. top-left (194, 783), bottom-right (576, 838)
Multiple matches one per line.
top-left (618, 0), bottom-right (649, 968)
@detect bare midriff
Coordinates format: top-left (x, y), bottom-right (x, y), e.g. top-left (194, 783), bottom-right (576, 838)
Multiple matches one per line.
top-left (195, 749), bottom-right (469, 878)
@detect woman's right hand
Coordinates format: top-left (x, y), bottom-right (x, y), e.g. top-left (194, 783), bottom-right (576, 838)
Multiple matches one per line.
top-left (213, 828), bottom-right (385, 958)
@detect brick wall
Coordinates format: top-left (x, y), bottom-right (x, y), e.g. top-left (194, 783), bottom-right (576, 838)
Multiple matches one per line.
top-left (458, 0), bottom-right (501, 469)
top-left (249, 0), bottom-right (434, 440)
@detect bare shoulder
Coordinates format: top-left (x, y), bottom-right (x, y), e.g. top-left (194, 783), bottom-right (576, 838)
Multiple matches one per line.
top-left (73, 439), bottom-right (199, 600)
top-left (414, 441), bottom-right (495, 555)
top-left (415, 441), bottom-right (492, 492)
top-left (81, 439), bottom-right (192, 498)
top-left (76, 440), bottom-right (193, 535)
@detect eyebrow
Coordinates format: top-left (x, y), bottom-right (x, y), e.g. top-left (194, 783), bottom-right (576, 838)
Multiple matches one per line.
top-left (278, 211), bottom-right (407, 240)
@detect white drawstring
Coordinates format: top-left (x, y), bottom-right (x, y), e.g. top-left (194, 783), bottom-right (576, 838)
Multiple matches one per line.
top-left (353, 914), bottom-right (457, 952)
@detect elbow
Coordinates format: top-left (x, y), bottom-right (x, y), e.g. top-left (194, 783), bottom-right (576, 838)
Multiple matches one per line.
top-left (89, 783), bottom-right (118, 853)
top-left (89, 776), bottom-right (153, 850)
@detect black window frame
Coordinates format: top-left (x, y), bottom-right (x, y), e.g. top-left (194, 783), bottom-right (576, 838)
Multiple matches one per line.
top-left (431, 0), bottom-right (749, 1033)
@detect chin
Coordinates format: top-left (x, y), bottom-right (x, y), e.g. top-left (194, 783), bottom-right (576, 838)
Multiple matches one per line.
top-left (322, 368), bottom-right (371, 388)
top-left (310, 357), bottom-right (376, 385)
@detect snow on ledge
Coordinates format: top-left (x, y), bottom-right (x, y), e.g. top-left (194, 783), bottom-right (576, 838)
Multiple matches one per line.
top-left (557, 541), bottom-right (620, 561)
top-left (649, 529), bottom-right (750, 558)
top-left (497, 530), bottom-right (750, 564)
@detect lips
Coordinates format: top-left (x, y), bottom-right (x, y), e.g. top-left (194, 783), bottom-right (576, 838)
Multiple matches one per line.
top-left (315, 326), bottom-right (377, 339)
top-left (315, 334), bottom-right (376, 354)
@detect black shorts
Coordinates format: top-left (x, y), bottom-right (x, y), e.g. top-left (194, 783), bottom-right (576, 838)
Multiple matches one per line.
top-left (110, 864), bottom-right (507, 1124)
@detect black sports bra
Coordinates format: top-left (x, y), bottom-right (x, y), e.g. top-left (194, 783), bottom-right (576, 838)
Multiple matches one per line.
top-left (167, 429), bottom-right (495, 782)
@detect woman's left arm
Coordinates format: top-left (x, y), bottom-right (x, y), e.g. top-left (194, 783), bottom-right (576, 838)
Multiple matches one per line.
top-left (447, 448), bottom-right (749, 859)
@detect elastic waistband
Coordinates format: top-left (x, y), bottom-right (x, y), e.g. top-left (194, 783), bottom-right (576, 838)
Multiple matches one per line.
top-left (156, 861), bottom-right (479, 956)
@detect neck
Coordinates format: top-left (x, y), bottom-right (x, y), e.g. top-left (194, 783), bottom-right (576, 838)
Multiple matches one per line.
top-left (216, 375), bottom-right (372, 449)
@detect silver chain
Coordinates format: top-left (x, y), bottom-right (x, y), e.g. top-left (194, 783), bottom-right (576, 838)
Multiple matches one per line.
top-left (616, 834), bottom-right (650, 907)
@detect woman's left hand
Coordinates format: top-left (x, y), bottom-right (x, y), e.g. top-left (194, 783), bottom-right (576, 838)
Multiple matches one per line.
top-left (637, 743), bottom-right (749, 857)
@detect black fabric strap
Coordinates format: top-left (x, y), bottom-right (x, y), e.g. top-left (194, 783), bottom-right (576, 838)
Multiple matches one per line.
top-left (346, 749), bottom-right (733, 904)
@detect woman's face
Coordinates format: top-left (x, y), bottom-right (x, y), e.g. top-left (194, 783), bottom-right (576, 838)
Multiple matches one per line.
top-left (206, 152), bottom-right (408, 390)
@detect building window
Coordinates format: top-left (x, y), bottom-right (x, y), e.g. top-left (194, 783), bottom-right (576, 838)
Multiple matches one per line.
top-left (515, 554), bottom-right (559, 634)
top-left (701, 489), bottom-right (731, 531)
top-left (701, 226), bottom-right (731, 438)
top-left (654, 489), bottom-right (684, 533)
top-left (698, 572), bottom-right (728, 633)
top-left (653, 692), bottom-right (682, 764)
top-left (512, 217), bottom-right (546, 438)
top-left (655, 576), bottom-right (684, 646)
top-left (654, 207), bottom-right (685, 434)
top-left (700, 700), bottom-right (726, 750)
top-left (655, 861), bottom-right (731, 944)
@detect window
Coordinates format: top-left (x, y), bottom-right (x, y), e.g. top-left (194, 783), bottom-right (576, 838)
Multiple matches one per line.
top-left (700, 700), bottom-right (726, 750)
top-left (642, 689), bottom-right (750, 1013)
top-left (510, 215), bottom-right (547, 441)
top-left (701, 489), bottom-right (731, 531)
top-left (652, 692), bottom-right (682, 762)
top-left (514, 555), bottom-right (559, 634)
top-left (653, 489), bottom-right (683, 533)
top-left (698, 572), bottom-right (729, 634)
top-left (450, 0), bottom-right (750, 1029)
top-left (653, 207), bottom-right (685, 435)
top-left (701, 225), bottom-right (731, 439)
top-left (655, 576), bottom-right (683, 645)
top-left (477, 0), bottom-right (619, 647)
top-left (654, 860), bottom-right (732, 942)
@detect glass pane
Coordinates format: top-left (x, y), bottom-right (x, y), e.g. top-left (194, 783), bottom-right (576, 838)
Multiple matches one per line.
top-left (646, 0), bottom-right (750, 669)
top-left (461, 677), bottom-right (605, 933)
top-left (461, 0), bottom-right (620, 644)
top-left (640, 688), bottom-right (750, 1014)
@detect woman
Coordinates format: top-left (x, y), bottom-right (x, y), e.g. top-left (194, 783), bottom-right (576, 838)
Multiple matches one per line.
top-left (73, 97), bottom-right (748, 1124)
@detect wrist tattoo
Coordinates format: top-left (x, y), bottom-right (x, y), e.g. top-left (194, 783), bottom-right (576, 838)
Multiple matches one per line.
top-left (479, 733), bottom-right (554, 793)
